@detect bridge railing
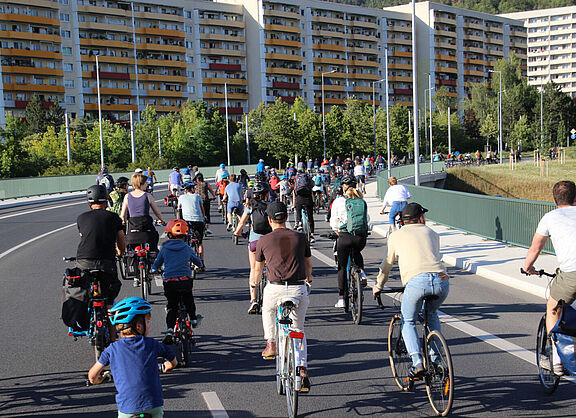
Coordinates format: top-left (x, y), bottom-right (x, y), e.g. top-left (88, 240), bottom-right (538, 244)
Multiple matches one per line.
top-left (0, 164), bottom-right (258, 200)
top-left (376, 163), bottom-right (555, 254)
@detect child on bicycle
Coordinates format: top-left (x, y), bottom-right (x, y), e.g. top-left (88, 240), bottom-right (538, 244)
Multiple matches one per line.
top-left (88, 297), bottom-right (177, 418)
top-left (151, 220), bottom-right (204, 344)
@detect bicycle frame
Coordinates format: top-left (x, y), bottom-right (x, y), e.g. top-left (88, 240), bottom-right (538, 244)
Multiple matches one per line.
top-left (134, 245), bottom-right (153, 300)
top-left (174, 298), bottom-right (195, 367)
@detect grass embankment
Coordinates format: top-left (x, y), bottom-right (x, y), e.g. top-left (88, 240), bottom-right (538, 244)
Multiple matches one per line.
top-left (445, 157), bottom-right (576, 202)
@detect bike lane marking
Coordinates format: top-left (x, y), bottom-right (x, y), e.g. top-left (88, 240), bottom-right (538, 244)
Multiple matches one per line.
top-left (202, 392), bottom-right (229, 418)
top-left (0, 201), bottom-right (84, 220)
top-left (0, 223), bottom-right (76, 260)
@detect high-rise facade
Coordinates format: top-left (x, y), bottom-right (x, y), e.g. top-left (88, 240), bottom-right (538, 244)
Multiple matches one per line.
top-left (500, 6), bottom-right (576, 97)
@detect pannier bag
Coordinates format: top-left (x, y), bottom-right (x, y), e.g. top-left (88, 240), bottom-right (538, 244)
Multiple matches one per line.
top-left (550, 301), bottom-right (576, 375)
top-left (61, 268), bottom-right (90, 332)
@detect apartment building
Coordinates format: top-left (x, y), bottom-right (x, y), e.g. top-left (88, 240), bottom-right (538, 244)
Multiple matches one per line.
top-left (385, 1), bottom-right (527, 108)
top-left (500, 6), bottom-right (576, 97)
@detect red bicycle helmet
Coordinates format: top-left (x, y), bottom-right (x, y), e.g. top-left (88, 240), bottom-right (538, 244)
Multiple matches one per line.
top-left (165, 219), bottom-right (189, 237)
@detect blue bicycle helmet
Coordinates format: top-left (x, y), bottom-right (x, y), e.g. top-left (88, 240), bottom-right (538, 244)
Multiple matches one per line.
top-left (183, 167), bottom-right (191, 175)
top-left (110, 297), bottom-right (152, 325)
top-left (221, 172), bottom-right (229, 179)
top-left (220, 163), bottom-right (226, 168)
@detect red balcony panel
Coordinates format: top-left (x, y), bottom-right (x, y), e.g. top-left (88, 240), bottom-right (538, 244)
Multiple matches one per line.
top-left (219, 106), bottom-right (244, 114)
top-left (278, 96), bottom-right (296, 104)
top-left (394, 88), bottom-right (413, 95)
top-left (15, 100), bottom-right (55, 108)
top-left (273, 81), bottom-right (300, 89)
top-left (209, 63), bottom-right (242, 71)
top-left (91, 71), bottom-right (131, 80)
top-left (438, 79), bottom-right (457, 86)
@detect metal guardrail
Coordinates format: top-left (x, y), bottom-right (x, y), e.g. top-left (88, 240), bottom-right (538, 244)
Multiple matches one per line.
top-left (0, 164), bottom-right (258, 200)
top-left (377, 163), bottom-right (556, 254)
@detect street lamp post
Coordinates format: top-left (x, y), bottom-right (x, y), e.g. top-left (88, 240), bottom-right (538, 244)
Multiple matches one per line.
top-left (95, 55), bottom-right (104, 169)
top-left (224, 82), bottom-right (230, 167)
top-left (372, 78), bottom-right (385, 172)
top-left (322, 70), bottom-right (336, 160)
top-left (489, 70), bottom-right (503, 164)
top-left (425, 85), bottom-right (435, 173)
top-left (411, 0), bottom-right (419, 185)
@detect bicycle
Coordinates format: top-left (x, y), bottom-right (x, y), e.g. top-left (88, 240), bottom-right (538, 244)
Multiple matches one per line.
top-left (300, 208), bottom-right (311, 246)
top-left (230, 205), bottom-right (241, 245)
top-left (173, 294), bottom-right (196, 368)
top-left (64, 257), bottom-right (113, 361)
top-left (376, 287), bottom-right (454, 416)
top-left (274, 296), bottom-right (307, 418)
top-left (185, 226), bottom-right (202, 280)
top-left (253, 268), bottom-right (267, 314)
top-left (312, 191), bottom-right (323, 214)
top-left (128, 244), bottom-right (154, 300)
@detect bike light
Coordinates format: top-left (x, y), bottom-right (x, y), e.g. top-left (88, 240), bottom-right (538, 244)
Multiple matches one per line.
top-left (96, 320), bottom-right (103, 327)
top-left (69, 332), bottom-right (73, 336)
top-left (93, 301), bottom-right (105, 307)
top-left (289, 331), bottom-right (304, 339)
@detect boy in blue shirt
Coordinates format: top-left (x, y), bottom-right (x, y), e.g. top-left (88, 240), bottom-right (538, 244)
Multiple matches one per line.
top-left (88, 297), bottom-right (177, 418)
top-left (151, 219), bottom-right (204, 344)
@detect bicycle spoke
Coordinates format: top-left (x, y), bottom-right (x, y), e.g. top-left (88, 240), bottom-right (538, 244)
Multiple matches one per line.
top-left (285, 337), bottom-right (299, 418)
top-left (388, 315), bottom-right (412, 390)
top-left (536, 316), bottom-right (560, 394)
top-left (425, 331), bottom-right (454, 416)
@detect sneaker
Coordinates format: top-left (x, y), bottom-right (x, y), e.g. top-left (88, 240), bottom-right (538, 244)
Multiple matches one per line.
top-left (334, 298), bottom-right (345, 308)
top-left (262, 342), bottom-right (277, 359)
top-left (205, 228), bottom-right (212, 235)
top-left (360, 271), bottom-right (368, 287)
top-left (542, 357), bottom-right (565, 376)
top-left (162, 329), bottom-right (174, 345)
top-left (248, 300), bottom-right (259, 315)
top-left (133, 278), bottom-right (140, 287)
top-left (408, 363), bottom-right (425, 380)
top-left (191, 319), bottom-right (198, 328)
top-left (300, 368), bottom-right (311, 393)
top-left (309, 234), bottom-right (315, 243)
top-left (226, 223), bottom-right (233, 232)
top-left (191, 315), bottom-right (203, 328)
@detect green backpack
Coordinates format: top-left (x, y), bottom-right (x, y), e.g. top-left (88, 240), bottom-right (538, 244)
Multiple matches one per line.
top-left (340, 197), bottom-right (368, 236)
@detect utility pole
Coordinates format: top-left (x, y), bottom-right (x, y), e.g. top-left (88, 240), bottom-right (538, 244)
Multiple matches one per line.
top-left (65, 113), bottom-right (71, 163)
top-left (130, 110), bottom-right (136, 163)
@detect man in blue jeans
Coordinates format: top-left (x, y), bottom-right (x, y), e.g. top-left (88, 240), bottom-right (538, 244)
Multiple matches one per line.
top-left (372, 203), bottom-right (449, 378)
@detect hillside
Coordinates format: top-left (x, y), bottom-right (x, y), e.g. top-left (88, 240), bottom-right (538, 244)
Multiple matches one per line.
top-left (338, 0), bottom-right (575, 15)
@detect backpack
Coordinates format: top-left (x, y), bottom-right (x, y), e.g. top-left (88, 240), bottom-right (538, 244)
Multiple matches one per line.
top-left (251, 200), bottom-right (272, 235)
top-left (314, 175), bottom-right (322, 187)
top-left (295, 173), bottom-right (312, 195)
top-left (340, 197), bottom-right (368, 236)
top-left (61, 268), bottom-right (90, 332)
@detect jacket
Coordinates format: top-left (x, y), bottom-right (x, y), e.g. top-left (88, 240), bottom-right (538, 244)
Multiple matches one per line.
top-left (151, 239), bottom-right (202, 279)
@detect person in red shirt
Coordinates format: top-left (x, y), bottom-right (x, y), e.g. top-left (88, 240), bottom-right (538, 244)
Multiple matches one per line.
top-left (269, 173), bottom-right (281, 201)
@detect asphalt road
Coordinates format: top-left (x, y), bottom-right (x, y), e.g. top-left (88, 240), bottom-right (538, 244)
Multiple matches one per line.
top-left (1, 185), bottom-right (574, 417)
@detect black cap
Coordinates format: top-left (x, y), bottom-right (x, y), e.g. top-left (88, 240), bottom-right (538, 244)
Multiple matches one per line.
top-left (401, 203), bottom-right (428, 220)
top-left (265, 201), bottom-right (288, 221)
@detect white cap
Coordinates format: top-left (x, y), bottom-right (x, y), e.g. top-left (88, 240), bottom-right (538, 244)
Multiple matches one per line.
top-left (135, 168), bottom-right (143, 173)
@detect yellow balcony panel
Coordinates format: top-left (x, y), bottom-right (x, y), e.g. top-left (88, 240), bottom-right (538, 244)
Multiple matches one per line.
top-left (347, 73), bottom-right (381, 81)
top-left (80, 39), bottom-right (132, 49)
top-left (139, 58), bottom-right (186, 68)
top-left (266, 53), bottom-right (302, 62)
top-left (389, 76), bottom-right (412, 82)
top-left (1, 49), bottom-right (62, 59)
top-left (392, 51), bottom-right (412, 57)
top-left (388, 25), bottom-right (412, 33)
top-left (85, 104), bottom-right (138, 112)
top-left (464, 46), bottom-right (486, 54)
top-left (203, 92), bottom-right (248, 100)
top-left (0, 30), bottom-right (60, 43)
top-left (352, 86), bottom-right (374, 93)
top-left (313, 57), bottom-right (346, 65)
top-left (138, 43), bottom-right (186, 53)
top-left (135, 11), bottom-right (184, 23)
top-left (92, 88), bottom-right (131, 95)
top-left (347, 46), bottom-right (378, 55)
top-left (136, 74), bottom-right (187, 83)
top-left (266, 39), bottom-right (302, 48)
top-left (263, 9), bottom-right (301, 20)
top-left (314, 97), bottom-right (346, 105)
top-left (79, 22), bottom-right (132, 33)
top-left (265, 24), bottom-right (301, 34)
top-left (488, 49), bottom-right (504, 56)
top-left (349, 20), bottom-right (379, 30)
top-left (511, 30), bottom-right (526, 37)
top-left (487, 38), bottom-right (504, 45)
top-left (317, 85), bottom-right (346, 92)
top-left (266, 67), bottom-right (303, 76)
top-left (445, 91), bottom-right (458, 97)
top-left (201, 48), bottom-right (246, 57)
top-left (3, 66), bottom-right (63, 76)
top-left (348, 33), bottom-right (378, 42)
top-left (349, 60), bottom-right (379, 68)
top-left (436, 42), bottom-right (457, 49)
top-left (147, 90), bottom-right (183, 97)
top-left (389, 63), bottom-right (412, 70)
top-left (311, 16), bottom-right (345, 25)
top-left (82, 55), bottom-right (135, 65)
top-left (136, 28), bottom-right (185, 38)
top-left (436, 66), bottom-right (458, 74)
top-left (311, 30), bottom-right (344, 39)
top-left (435, 54), bottom-right (457, 62)
top-left (202, 78), bottom-right (247, 85)
top-left (0, 13), bottom-right (60, 26)
top-left (199, 18), bottom-right (244, 28)
top-left (23, 0), bottom-right (60, 8)
top-left (435, 16), bottom-right (456, 25)
top-left (435, 29), bottom-right (457, 38)
top-left (464, 22), bottom-right (484, 31)
top-left (390, 38), bottom-right (412, 45)
top-left (391, 100), bottom-right (413, 107)
top-left (200, 33), bottom-right (246, 43)
top-left (78, 5), bottom-right (128, 17)
top-left (313, 71), bottom-right (346, 78)
top-left (466, 34), bottom-right (485, 43)
top-left (150, 105), bottom-right (182, 112)
top-left (464, 58), bottom-right (485, 65)
top-left (4, 83), bottom-right (64, 93)
top-left (486, 26), bottom-right (504, 34)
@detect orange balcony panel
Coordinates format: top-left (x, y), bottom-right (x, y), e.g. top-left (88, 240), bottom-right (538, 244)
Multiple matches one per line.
top-left (0, 49), bottom-right (62, 59)
top-left (265, 39), bottom-right (302, 48)
top-left (392, 51), bottom-right (412, 57)
top-left (313, 97), bottom-right (346, 105)
top-left (0, 13), bottom-right (60, 26)
top-left (264, 24), bottom-right (301, 34)
top-left (353, 86), bottom-right (373, 93)
top-left (314, 43), bottom-right (346, 52)
top-left (266, 68), bottom-right (303, 76)
top-left (348, 60), bottom-right (379, 67)
top-left (435, 54), bottom-right (457, 62)
top-left (81, 55), bottom-right (135, 65)
top-left (313, 57), bottom-right (346, 65)
top-left (92, 88), bottom-right (131, 95)
top-left (388, 63), bottom-right (412, 70)
top-left (266, 53), bottom-right (302, 62)
top-left (150, 105), bottom-right (182, 112)
top-left (135, 27), bottom-right (185, 39)
top-left (80, 39), bottom-right (131, 49)
top-left (315, 85), bottom-right (346, 92)
top-left (4, 83), bottom-right (64, 93)
top-left (136, 74), bottom-right (187, 83)
top-left (0, 30), bottom-right (60, 43)
top-left (3, 66), bottom-right (63, 76)
top-left (137, 43), bottom-right (186, 53)
top-left (347, 73), bottom-right (381, 81)
top-left (85, 104), bottom-right (138, 112)
top-left (436, 67), bottom-right (458, 74)
top-left (203, 78), bottom-right (247, 85)
top-left (138, 59), bottom-right (186, 68)
top-left (147, 90), bottom-right (183, 97)
top-left (389, 76), bottom-right (412, 82)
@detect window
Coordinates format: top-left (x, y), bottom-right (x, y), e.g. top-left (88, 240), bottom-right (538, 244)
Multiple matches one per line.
top-left (62, 47), bottom-right (72, 55)
top-left (60, 13), bottom-right (70, 22)
top-left (62, 30), bottom-right (71, 38)
top-left (64, 63), bottom-right (73, 71)
top-left (59, 0), bottom-right (69, 4)
top-left (64, 79), bottom-right (74, 88)
top-left (82, 80), bottom-right (90, 88)
top-left (66, 96), bottom-right (76, 104)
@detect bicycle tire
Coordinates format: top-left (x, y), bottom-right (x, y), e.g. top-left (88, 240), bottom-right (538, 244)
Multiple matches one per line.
top-left (536, 315), bottom-right (560, 394)
top-left (424, 330), bottom-right (454, 416)
top-left (285, 337), bottom-right (299, 418)
top-left (116, 256), bottom-right (127, 280)
top-left (350, 270), bottom-right (363, 325)
top-left (257, 271), bottom-right (267, 313)
top-left (388, 314), bottom-right (412, 390)
top-left (276, 327), bottom-right (285, 395)
top-left (301, 210), bottom-right (310, 245)
top-left (140, 268), bottom-right (148, 300)
top-left (93, 312), bottom-right (107, 362)
top-left (181, 332), bottom-right (192, 367)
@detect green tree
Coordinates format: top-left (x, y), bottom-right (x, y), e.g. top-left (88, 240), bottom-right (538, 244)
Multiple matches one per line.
top-left (253, 98), bottom-right (298, 161)
top-left (509, 115), bottom-right (534, 152)
top-left (24, 95), bottom-right (46, 135)
top-left (292, 98), bottom-right (322, 159)
top-left (341, 98), bottom-right (373, 157)
top-left (0, 115), bottom-right (31, 178)
top-left (480, 113), bottom-right (498, 151)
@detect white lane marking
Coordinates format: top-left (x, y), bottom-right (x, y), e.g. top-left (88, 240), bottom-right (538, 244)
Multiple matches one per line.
top-left (311, 248), bottom-right (337, 270)
top-left (202, 392), bottom-right (229, 418)
top-left (0, 201), bottom-right (84, 220)
top-left (0, 223), bottom-right (76, 260)
top-left (155, 277), bottom-right (163, 287)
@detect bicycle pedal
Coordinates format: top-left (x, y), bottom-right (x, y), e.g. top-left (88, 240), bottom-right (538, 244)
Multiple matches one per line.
top-left (262, 354), bottom-right (276, 360)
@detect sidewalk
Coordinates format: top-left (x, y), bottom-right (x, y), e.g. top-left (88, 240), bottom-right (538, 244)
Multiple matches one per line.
top-left (364, 182), bottom-right (557, 300)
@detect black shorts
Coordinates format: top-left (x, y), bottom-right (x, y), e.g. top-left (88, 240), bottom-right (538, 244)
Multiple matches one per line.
top-left (186, 221), bottom-right (205, 244)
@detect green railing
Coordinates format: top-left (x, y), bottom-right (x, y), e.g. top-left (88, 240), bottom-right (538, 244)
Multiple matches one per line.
top-left (0, 164), bottom-right (258, 200)
top-left (377, 164), bottom-right (556, 254)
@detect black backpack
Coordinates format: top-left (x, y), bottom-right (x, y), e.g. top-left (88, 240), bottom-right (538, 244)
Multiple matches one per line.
top-left (295, 173), bottom-right (312, 196)
top-left (251, 200), bottom-right (272, 235)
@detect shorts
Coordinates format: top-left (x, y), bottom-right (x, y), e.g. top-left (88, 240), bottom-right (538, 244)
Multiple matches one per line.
top-left (249, 240), bottom-right (258, 252)
top-left (550, 269), bottom-right (576, 304)
top-left (227, 201), bottom-right (243, 216)
top-left (170, 184), bottom-right (181, 194)
top-left (186, 221), bottom-right (205, 244)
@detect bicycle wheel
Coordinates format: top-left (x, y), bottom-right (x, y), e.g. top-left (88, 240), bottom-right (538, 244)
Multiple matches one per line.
top-left (181, 330), bottom-right (192, 367)
top-left (257, 271), bottom-right (267, 313)
top-left (388, 314), bottom-right (413, 390)
top-left (349, 270), bottom-right (363, 325)
top-left (536, 315), bottom-right (560, 394)
top-left (301, 210), bottom-right (310, 244)
top-left (276, 334), bottom-right (286, 395)
top-left (93, 313), bottom-right (107, 362)
top-left (425, 330), bottom-right (454, 416)
top-left (140, 268), bottom-right (148, 300)
top-left (116, 256), bottom-right (126, 280)
top-left (285, 337), bottom-right (299, 418)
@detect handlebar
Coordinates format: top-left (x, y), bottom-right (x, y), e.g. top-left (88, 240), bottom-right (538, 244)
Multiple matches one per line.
top-left (520, 268), bottom-right (556, 278)
top-left (63, 256), bottom-right (76, 262)
top-left (374, 286), bottom-right (405, 310)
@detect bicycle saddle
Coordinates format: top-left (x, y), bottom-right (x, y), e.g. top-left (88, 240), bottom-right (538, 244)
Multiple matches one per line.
top-left (278, 297), bottom-right (300, 308)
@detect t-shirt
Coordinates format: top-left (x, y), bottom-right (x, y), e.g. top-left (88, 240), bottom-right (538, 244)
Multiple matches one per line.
top-left (98, 336), bottom-right (175, 414)
top-left (169, 171), bottom-right (182, 185)
top-left (225, 182), bottom-right (243, 203)
top-left (255, 228), bottom-right (311, 283)
top-left (354, 165), bottom-right (365, 176)
top-left (382, 184), bottom-right (412, 208)
top-left (76, 209), bottom-right (123, 261)
top-left (179, 193), bottom-right (204, 222)
top-left (144, 170), bottom-right (155, 184)
top-left (536, 206), bottom-right (576, 272)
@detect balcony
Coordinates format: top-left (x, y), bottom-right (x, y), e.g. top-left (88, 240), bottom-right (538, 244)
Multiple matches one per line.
top-left (91, 71), bottom-right (131, 80)
top-left (438, 79), bottom-right (457, 86)
top-left (277, 96), bottom-right (296, 103)
top-left (273, 81), bottom-right (300, 89)
top-left (394, 88), bottom-right (413, 95)
top-left (219, 106), bottom-right (244, 114)
top-left (14, 100), bottom-right (55, 108)
top-left (209, 63), bottom-right (242, 71)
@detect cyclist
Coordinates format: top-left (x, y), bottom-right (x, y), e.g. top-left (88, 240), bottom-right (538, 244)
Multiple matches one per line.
top-left (233, 182), bottom-right (272, 314)
top-left (329, 175), bottom-right (369, 308)
top-left (225, 174), bottom-right (244, 231)
top-left (168, 167), bottom-right (182, 195)
top-left (96, 166), bottom-right (115, 194)
top-left (77, 185), bottom-right (125, 339)
top-left (152, 220), bottom-right (204, 343)
top-left (311, 170), bottom-right (325, 209)
top-left (178, 183), bottom-right (207, 265)
top-left (253, 201), bottom-right (312, 391)
top-left (194, 173), bottom-right (216, 235)
top-left (256, 158), bottom-right (265, 174)
top-left (107, 176), bottom-right (129, 215)
top-left (216, 172), bottom-right (230, 213)
top-left (269, 171), bottom-right (281, 201)
top-left (278, 175), bottom-right (291, 205)
top-left (293, 169), bottom-right (315, 243)
top-left (380, 176), bottom-right (411, 231)
top-left (239, 169), bottom-right (250, 188)
top-left (182, 167), bottom-right (192, 183)
top-left (353, 160), bottom-right (366, 193)
top-left (215, 163), bottom-right (229, 184)
top-left (88, 296), bottom-right (177, 418)
top-left (286, 162), bottom-right (296, 179)
top-left (372, 203), bottom-right (449, 379)
top-left (143, 166), bottom-right (157, 193)
top-left (523, 180), bottom-right (576, 375)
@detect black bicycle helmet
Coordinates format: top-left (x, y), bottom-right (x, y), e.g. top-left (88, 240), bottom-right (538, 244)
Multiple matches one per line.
top-left (252, 182), bottom-right (269, 194)
top-left (87, 184), bottom-right (108, 203)
top-left (116, 176), bottom-right (129, 187)
top-left (255, 172), bottom-right (267, 182)
top-left (341, 175), bottom-right (357, 187)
